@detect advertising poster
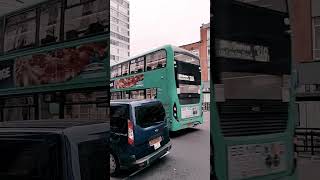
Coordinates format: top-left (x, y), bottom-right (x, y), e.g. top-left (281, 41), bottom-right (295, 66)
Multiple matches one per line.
top-left (0, 41), bottom-right (108, 90)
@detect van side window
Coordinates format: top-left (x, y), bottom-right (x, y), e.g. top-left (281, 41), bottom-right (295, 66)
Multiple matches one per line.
top-left (111, 105), bottom-right (129, 133)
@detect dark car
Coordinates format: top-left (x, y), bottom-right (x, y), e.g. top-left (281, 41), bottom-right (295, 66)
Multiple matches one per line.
top-left (110, 99), bottom-right (172, 176)
top-left (0, 120), bottom-right (108, 180)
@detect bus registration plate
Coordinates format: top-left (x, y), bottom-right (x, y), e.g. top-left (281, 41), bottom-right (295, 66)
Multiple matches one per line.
top-left (149, 137), bottom-right (162, 150)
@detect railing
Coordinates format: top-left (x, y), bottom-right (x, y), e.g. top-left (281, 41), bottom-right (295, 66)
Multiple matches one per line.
top-left (295, 128), bottom-right (320, 156)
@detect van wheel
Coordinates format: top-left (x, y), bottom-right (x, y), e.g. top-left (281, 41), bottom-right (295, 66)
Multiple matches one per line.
top-left (110, 153), bottom-right (120, 176)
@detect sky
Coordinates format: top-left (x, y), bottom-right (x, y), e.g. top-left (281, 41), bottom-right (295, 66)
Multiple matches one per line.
top-left (129, 0), bottom-right (210, 56)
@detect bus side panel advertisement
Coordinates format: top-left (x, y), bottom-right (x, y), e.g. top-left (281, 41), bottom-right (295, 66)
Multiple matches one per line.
top-left (114, 74), bottom-right (144, 89)
top-left (0, 41), bottom-right (108, 89)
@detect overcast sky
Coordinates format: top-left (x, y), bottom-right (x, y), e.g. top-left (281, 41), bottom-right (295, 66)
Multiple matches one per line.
top-left (129, 0), bottom-right (210, 56)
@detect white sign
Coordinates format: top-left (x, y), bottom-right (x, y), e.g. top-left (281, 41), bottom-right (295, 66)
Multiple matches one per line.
top-left (215, 39), bottom-right (270, 62)
top-left (178, 74), bottom-right (195, 81)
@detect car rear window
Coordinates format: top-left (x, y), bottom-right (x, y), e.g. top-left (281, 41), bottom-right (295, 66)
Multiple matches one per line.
top-left (111, 104), bottom-right (130, 133)
top-left (135, 102), bottom-right (165, 128)
top-left (0, 134), bottom-right (62, 180)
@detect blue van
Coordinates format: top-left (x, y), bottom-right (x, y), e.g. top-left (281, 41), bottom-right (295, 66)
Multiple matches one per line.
top-left (110, 99), bottom-right (172, 176)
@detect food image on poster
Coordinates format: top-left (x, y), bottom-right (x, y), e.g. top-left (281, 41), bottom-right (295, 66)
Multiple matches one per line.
top-left (115, 74), bottom-right (144, 89)
top-left (13, 41), bottom-right (107, 87)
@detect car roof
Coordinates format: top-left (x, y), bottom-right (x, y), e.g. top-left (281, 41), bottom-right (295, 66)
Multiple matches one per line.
top-left (111, 99), bottom-right (160, 105)
top-left (0, 120), bottom-right (108, 132)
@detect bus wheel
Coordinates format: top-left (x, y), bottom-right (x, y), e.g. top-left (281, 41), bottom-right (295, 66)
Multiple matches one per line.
top-left (110, 153), bottom-right (120, 176)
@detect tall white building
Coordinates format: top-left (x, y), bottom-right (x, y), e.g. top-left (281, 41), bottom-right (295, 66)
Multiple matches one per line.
top-left (110, 0), bottom-right (130, 65)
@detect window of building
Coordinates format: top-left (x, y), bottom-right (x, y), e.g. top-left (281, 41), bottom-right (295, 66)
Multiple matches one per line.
top-left (64, 0), bottom-right (108, 41)
top-left (119, 6), bottom-right (128, 15)
top-left (39, 1), bottom-right (62, 45)
top-left (130, 56), bottom-right (145, 74)
top-left (4, 10), bottom-right (37, 52)
top-left (110, 32), bottom-right (129, 42)
top-left (110, 0), bottom-right (117, 9)
top-left (146, 50), bottom-right (166, 71)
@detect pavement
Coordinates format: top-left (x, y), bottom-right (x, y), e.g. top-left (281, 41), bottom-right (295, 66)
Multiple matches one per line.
top-left (111, 112), bottom-right (210, 180)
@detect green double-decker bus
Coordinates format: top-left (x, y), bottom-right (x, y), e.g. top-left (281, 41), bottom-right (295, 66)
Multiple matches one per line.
top-left (0, 0), bottom-right (109, 122)
top-left (111, 45), bottom-right (203, 131)
top-left (211, 1), bottom-right (297, 180)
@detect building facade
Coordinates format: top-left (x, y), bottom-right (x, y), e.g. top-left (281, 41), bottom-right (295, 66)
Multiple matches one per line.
top-left (110, 0), bottom-right (130, 65)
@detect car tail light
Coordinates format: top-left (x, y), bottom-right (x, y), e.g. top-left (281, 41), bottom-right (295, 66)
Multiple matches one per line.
top-left (173, 103), bottom-right (178, 120)
top-left (128, 120), bottom-right (134, 145)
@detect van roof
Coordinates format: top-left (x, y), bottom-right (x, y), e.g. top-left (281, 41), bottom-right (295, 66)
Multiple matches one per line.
top-left (111, 99), bottom-right (160, 105)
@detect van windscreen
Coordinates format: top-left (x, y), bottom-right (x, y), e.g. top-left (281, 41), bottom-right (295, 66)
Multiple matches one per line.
top-left (135, 102), bottom-right (165, 128)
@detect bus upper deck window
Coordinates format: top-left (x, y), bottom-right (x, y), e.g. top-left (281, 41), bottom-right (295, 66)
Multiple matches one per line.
top-left (130, 57), bottom-right (145, 74)
top-left (64, 0), bottom-right (108, 40)
top-left (146, 50), bottom-right (166, 71)
top-left (122, 62), bottom-right (129, 76)
top-left (4, 10), bottom-right (37, 53)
